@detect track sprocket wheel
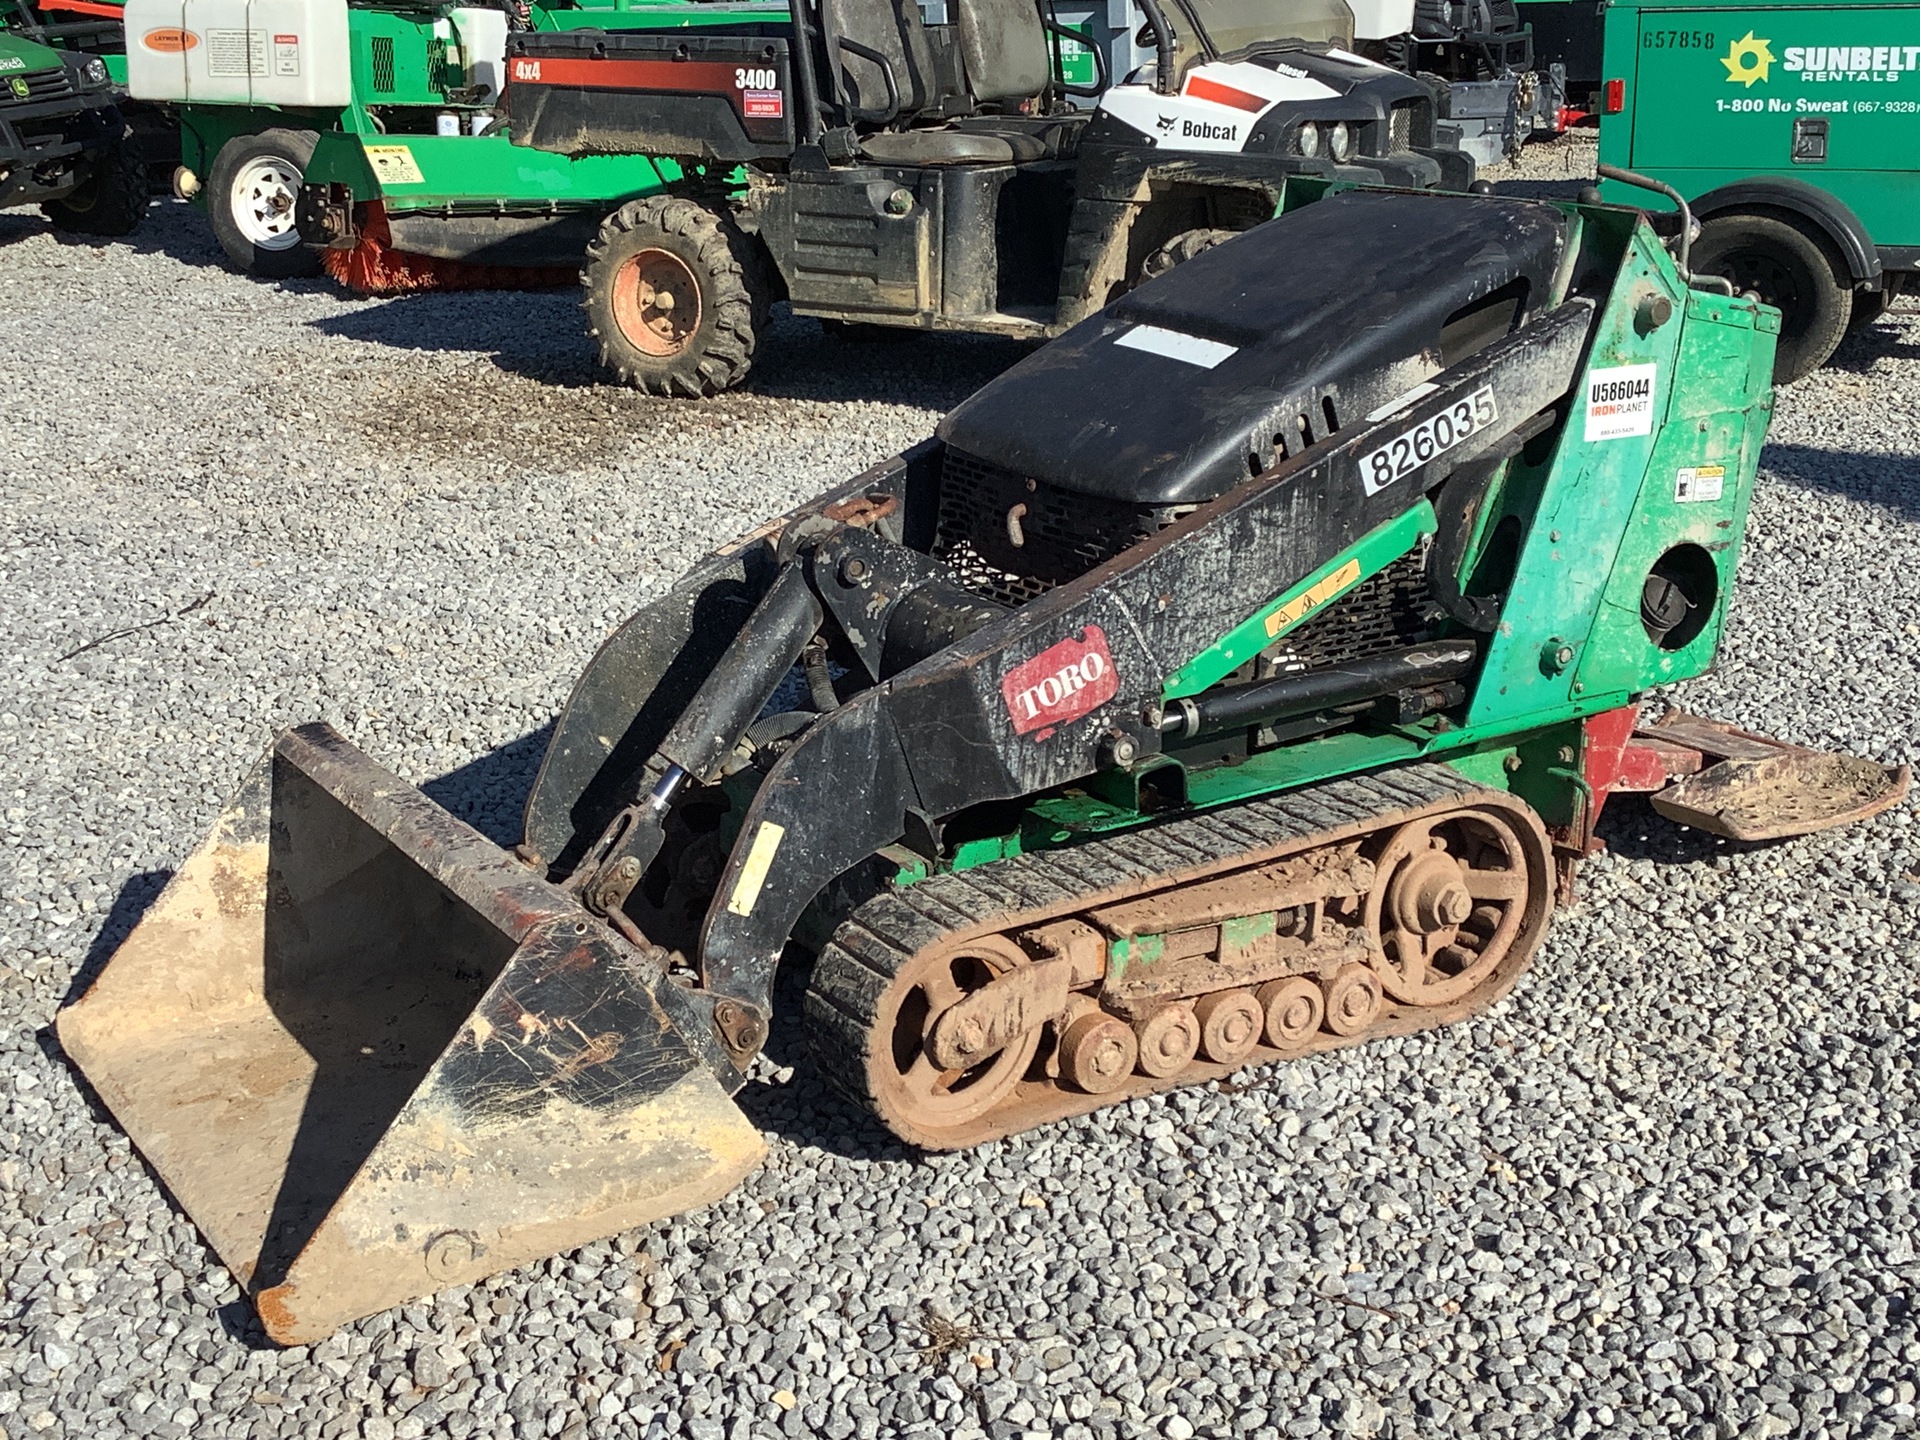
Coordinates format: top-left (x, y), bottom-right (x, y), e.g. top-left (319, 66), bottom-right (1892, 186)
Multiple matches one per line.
top-left (1363, 808), bottom-right (1533, 1007)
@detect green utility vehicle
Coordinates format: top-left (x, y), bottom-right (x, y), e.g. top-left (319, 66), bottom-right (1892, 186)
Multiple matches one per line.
top-left (120, 0), bottom-right (780, 279)
top-left (0, 0), bottom-right (146, 230)
top-left (1597, 0), bottom-right (1918, 381)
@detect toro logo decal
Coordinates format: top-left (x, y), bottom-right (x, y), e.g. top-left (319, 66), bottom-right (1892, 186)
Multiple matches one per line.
top-left (1002, 627), bottom-right (1118, 739)
top-left (141, 27), bottom-right (199, 51)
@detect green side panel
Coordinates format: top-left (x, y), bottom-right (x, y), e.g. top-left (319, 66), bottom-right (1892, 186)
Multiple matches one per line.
top-left (104, 53), bottom-right (126, 86)
top-left (1163, 502), bottom-right (1439, 699)
top-left (311, 133), bottom-right (679, 209)
top-left (0, 30), bottom-right (63, 73)
top-left (1599, 1), bottom-right (1920, 245)
top-left (304, 129), bottom-right (377, 194)
top-left (350, 8), bottom-right (454, 108)
top-left (176, 104), bottom-right (347, 183)
top-left (1465, 220), bottom-right (1692, 729)
top-left (1573, 288), bottom-right (1777, 698)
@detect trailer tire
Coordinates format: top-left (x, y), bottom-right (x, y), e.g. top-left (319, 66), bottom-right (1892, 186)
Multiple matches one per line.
top-left (207, 129), bottom-right (324, 279)
top-left (1691, 212), bottom-right (1850, 385)
top-left (584, 196), bottom-right (767, 397)
top-left (43, 125), bottom-right (149, 237)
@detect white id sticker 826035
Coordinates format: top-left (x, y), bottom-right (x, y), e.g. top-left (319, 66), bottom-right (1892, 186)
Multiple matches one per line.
top-left (1357, 386), bottom-right (1497, 496)
top-left (1584, 363), bottom-right (1658, 441)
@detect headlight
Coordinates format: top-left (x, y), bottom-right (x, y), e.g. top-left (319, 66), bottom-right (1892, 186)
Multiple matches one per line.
top-left (1295, 122), bottom-right (1320, 159)
top-left (1327, 121), bottom-right (1353, 162)
top-left (83, 57), bottom-right (110, 86)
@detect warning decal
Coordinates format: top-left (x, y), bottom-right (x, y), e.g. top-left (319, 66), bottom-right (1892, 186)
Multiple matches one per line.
top-left (743, 89), bottom-right (783, 118)
top-left (365, 145), bottom-right (426, 186)
top-left (1675, 464), bottom-right (1727, 502)
top-left (1266, 559), bottom-right (1361, 638)
top-left (1584, 363), bottom-right (1658, 442)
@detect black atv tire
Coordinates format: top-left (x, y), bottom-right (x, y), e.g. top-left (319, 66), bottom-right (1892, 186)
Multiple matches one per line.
top-left (1692, 212), bottom-right (1850, 385)
top-left (206, 129), bottom-right (325, 279)
top-left (583, 196), bottom-right (768, 397)
top-left (43, 125), bottom-right (149, 237)
top-left (1139, 228), bottom-right (1236, 284)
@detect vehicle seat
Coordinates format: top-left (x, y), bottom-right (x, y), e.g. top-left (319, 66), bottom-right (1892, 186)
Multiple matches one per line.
top-left (951, 0), bottom-right (1051, 104)
top-left (819, 0), bottom-right (937, 120)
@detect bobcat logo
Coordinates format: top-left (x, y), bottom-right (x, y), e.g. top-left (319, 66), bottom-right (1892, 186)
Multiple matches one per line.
top-left (1155, 113), bottom-right (1177, 132)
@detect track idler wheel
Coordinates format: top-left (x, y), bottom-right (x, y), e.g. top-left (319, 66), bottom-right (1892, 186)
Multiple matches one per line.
top-left (1365, 809), bottom-right (1534, 1007)
top-left (865, 935), bottom-right (1044, 1142)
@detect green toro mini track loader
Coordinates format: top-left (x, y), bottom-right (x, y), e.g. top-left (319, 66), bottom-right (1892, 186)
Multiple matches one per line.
top-left (59, 176), bottom-right (1906, 1344)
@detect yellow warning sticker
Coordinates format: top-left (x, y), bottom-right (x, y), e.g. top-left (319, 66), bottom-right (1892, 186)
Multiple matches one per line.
top-left (726, 821), bottom-right (786, 917)
top-left (1265, 559), bottom-right (1362, 638)
top-left (364, 144), bottom-right (426, 186)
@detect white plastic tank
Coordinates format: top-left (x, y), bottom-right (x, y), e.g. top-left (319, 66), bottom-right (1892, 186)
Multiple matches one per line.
top-left (124, 0), bottom-right (350, 106)
top-left (448, 6), bottom-right (510, 103)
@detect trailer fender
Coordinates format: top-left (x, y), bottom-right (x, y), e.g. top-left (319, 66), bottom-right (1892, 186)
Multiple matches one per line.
top-left (1690, 179), bottom-right (1881, 289)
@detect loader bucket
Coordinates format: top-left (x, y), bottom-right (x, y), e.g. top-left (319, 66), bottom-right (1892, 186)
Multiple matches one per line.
top-left (56, 724), bottom-right (764, 1345)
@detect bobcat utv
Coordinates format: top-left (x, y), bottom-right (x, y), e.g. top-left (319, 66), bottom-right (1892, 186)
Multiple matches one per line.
top-left (504, 0), bottom-right (1471, 394)
top-left (60, 177), bottom-right (1907, 1343)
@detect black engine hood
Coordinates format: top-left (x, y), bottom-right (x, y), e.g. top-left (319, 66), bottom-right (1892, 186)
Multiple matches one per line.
top-left (937, 189), bottom-right (1569, 506)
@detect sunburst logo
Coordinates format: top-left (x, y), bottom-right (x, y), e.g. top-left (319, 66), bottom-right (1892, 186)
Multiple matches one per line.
top-left (1721, 31), bottom-right (1775, 86)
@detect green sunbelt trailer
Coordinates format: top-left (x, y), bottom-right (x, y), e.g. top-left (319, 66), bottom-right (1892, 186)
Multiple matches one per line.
top-left (1597, 0), bottom-right (1920, 381)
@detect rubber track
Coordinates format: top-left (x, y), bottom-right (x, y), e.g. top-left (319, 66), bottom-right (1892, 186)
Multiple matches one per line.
top-left (805, 763), bottom-right (1546, 1149)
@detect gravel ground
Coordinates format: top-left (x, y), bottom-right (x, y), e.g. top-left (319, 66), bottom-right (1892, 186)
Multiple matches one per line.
top-left (2, 132), bottom-right (1917, 1440)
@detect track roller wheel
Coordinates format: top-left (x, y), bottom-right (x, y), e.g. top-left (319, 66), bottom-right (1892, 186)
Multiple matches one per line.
top-left (1257, 976), bottom-right (1325, 1051)
top-left (1060, 1011), bottom-right (1138, 1094)
top-left (1193, 990), bottom-right (1263, 1066)
top-left (1133, 1003), bottom-right (1200, 1077)
top-left (1320, 965), bottom-right (1382, 1037)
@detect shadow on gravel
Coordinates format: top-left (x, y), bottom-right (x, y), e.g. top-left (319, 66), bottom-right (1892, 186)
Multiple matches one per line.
top-left (61, 867), bottom-right (174, 1010)
top-left (1595, 792), bottom-right (1741, 866)
top-left (420, 724), bottom-right (555, 847)
top-left (1829, 318), bottom-right (1920, 376)
top-left (1759, 441), bottom-right (1920, 522)
top-left (311, 299), bottom-right (1028, 409)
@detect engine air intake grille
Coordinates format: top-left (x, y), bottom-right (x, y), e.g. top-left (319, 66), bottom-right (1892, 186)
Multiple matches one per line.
top-left (933, 448), bottom-right (1192, 609)
top-left (1263, 540), bottom-right (1439, 674)
top-left (370, 36), bottom-right (396, 93)
top-left (1388, 101), bottom-right (1415, 152)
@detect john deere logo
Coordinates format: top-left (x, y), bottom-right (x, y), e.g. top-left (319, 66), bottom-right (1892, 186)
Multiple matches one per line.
top-left (1722, 31), bottom-right (1776, 86)
top-left (7, 77), bottom-right (28, 99)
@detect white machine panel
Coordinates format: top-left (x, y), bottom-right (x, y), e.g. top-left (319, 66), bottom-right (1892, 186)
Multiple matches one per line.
top-left (125, 0), bottom-right (350, 107)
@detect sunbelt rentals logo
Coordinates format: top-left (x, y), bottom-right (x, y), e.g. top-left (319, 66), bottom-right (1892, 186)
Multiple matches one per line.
top-left (1722, 31), bottom-right (1775, 86)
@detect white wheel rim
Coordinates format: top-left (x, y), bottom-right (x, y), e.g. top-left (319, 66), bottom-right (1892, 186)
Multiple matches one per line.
top-left (229, 155), bottom-right (304, 250)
